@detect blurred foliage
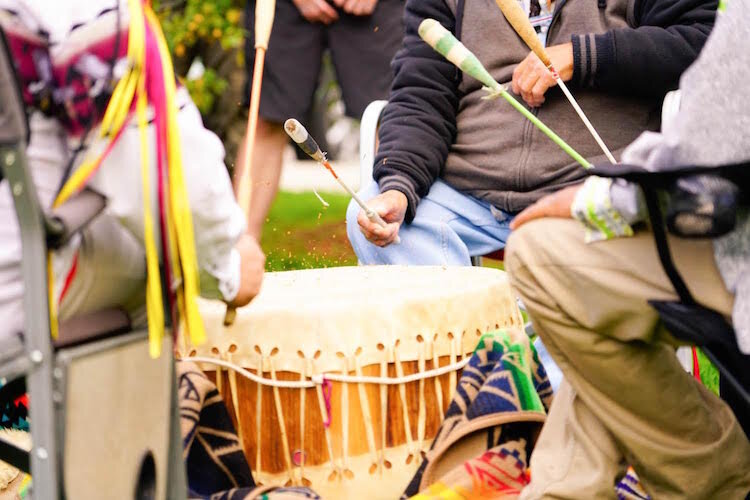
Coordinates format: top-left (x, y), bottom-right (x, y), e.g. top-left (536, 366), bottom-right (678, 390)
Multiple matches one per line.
top-left (185, 67), bottom-right (229, 115)
top-left (156, 0), bottom-right (244, 54)
top-left (155, 0), bottom-right (244, 115)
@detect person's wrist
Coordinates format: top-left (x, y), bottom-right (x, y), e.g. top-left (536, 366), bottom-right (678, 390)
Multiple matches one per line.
top-left (228, 234), bottom-right (265, 307)
top-left (384, 189), bottom-right (408, 208)
top-left (377, 175), bottom-right (419, 223)
top-left (557, 42), bottom-right (574, 82)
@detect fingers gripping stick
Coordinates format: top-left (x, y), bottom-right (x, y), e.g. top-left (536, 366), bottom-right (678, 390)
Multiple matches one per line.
top-left (493, 0), bottom-right (616, 163)
top-left (285, 119), bottom-right (400, 244)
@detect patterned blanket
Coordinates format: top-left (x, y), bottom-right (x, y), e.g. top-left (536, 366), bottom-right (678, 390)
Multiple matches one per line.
top-left (399, 330), bottom-right (651, 500)
top-left (402, 330), bottom-right (552, 499)
top-left (178, 361), bottom-right (320, 499)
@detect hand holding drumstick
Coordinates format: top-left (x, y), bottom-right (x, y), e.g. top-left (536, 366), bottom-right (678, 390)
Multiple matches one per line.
top-left (284, 118), bottom-right (402, 246)
top-left (228, 234), bottom-right (266, 309)
top-left (355, 190), bottom-right (406, 247)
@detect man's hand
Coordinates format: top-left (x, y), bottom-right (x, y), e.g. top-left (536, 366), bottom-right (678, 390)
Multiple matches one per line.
top-left (332, 0), bottom-right (378, 15)
top-left (509, 185), bottom-right (580, 230)
top-left (228, 234), bottom-right (266, 308)
top-left (292, 0), bottom-right (339, 24)
top-left (511, 43), bottom-right (573, 108)
top-left (357, 190), bottom-right (406, 247)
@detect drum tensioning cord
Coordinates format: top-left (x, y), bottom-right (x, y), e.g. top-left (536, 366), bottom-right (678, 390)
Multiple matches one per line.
top-left (182, 356), bottom-right (472, 389)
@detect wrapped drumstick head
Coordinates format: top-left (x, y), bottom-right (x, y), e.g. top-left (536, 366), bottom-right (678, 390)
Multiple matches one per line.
top-left (284, 119), bottom-right (326, 163)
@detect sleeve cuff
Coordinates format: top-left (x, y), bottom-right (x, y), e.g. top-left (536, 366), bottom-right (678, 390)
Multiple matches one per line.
top-left (571, 176), bottom-right (635, 243)
top-left (377, 174), bottom-right (421, 223)
top-left (610, 178), bottom-right (647, 225)
top-left (572, 32), bottom-right (614, 88)
top-left (198, 247), bottom-right (241, 303)
top-left (219, 248), bottom-right (242, 302)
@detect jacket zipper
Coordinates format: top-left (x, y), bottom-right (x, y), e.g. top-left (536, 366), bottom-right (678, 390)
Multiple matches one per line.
top-left (516, 0), bottom-right (560, 194)
top-left (516, 106), bottom-right (538, 191)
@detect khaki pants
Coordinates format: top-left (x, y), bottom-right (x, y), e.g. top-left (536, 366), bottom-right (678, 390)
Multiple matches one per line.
top-left (506, 218), bottom-right (750, 499)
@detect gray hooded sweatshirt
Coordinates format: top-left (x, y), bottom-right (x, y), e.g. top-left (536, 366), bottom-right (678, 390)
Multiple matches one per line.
top-left (612, 0), bottom-right (750, 353)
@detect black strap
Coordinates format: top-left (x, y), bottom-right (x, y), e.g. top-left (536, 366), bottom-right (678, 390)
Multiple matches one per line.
top-left (0, 434), bottom-right (30, 473)
top-left (598, 0), bottom-right (606, 9)
top-left (642, 186), bottom-right (695, 305)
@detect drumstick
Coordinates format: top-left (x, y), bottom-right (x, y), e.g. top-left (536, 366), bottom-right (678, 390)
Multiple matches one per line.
top-left (225, 0), bottom-right (276, 327)
top-left (418, 19), bottom-right (591, 170)
top-left (493, 0), bottom-right (616, 164)
top-left (236, 0), bottom-right (276, 209)
top-left (284, 119), bottom-right (401, 244)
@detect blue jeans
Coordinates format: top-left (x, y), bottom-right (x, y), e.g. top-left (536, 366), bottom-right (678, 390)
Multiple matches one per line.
top-left (346, 180), bottom-right (513, 266)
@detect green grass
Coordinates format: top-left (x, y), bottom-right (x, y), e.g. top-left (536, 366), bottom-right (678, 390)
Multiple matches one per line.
top-left (259, 190), bottom-right (508, 274)
top-left (260, 191), bottom-right (357, 271)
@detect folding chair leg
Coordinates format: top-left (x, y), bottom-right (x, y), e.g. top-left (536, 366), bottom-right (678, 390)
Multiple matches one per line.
top-left (26, 356), bottom-right (60, 498)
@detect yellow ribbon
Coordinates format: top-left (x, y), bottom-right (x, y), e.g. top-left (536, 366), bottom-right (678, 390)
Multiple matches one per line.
top-left (145, 6), bottom-right (206, 350)
top-left (46, 0), bottom-right (205, 356)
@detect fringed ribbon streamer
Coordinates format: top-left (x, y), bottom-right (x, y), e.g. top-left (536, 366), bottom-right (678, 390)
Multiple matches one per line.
top-left (46, 0), bottom-right (205, 356)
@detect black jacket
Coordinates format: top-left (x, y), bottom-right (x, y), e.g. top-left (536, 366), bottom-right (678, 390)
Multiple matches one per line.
top-left (375, 0), bottom-right (717, 222)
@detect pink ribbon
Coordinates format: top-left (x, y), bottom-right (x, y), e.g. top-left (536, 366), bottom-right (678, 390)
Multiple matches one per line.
top-left (322, 376), bottom-right (333, 428)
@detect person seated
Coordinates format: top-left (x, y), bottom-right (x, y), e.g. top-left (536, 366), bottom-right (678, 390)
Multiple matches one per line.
top-left (346, 0), bottom-right (717, 265)
top-left (0, 0), bottom-right (265, 342)
top-left (505, 0), bottom-right (750, 496)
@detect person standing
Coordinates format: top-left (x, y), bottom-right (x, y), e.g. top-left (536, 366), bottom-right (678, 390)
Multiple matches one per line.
top-left (241, 0), bottom-right (404, 240)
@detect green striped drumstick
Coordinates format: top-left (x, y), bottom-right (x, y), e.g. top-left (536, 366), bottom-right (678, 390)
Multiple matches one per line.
top-left (418, 18), bottom-right (591, 170)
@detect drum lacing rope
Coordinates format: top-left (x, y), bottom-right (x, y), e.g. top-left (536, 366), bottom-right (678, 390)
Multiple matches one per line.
top-left (297, 362), bottom-right (307, 483)
top-left (431, 339), bottom-right (445, 421)
top-left (255, 354), bottom-right (263, 476)
top-left (269, 358), bottom-right (294, 482)
top-left (378, 355), bottom-right (389, 472)
top-left (417, 344), bottom-right (427, 457)
top-left (341, 357), bottom-right (351, 476)
top-left (182, 356), bottom-right (472, 388)
top-left (393, 346), bottom-right (415, 460)
top-left (314, 374), bottom-right (339, 479)
top-left (352, 356), bottom-right (378, 470)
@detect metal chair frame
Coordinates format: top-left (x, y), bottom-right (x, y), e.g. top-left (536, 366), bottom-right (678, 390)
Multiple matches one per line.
top-left (0, 27), bottom-right (186, 499)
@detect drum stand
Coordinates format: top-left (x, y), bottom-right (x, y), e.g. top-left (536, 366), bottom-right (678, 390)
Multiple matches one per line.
top-left (0, 30), bottom-right (186, 499)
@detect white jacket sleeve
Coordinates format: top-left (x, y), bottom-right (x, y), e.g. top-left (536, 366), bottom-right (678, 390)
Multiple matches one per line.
top-left (90, 88), bottom-right (246, 302)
